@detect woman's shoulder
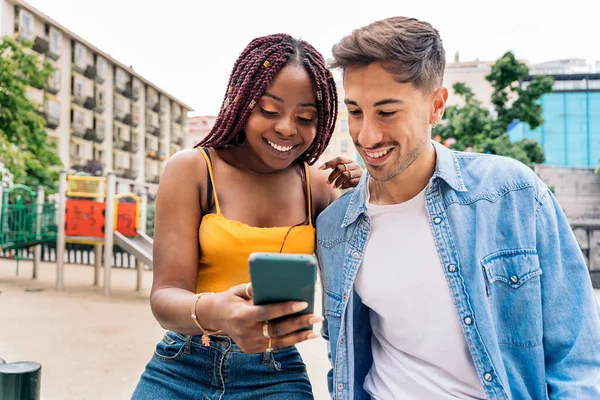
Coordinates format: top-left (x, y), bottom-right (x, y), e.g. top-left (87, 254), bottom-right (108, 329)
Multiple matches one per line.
top-left (161, 148), bottom-right (208, 186)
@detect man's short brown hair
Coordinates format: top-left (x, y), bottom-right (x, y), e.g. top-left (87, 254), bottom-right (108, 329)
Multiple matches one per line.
top-left (331, 17), bottom-right (446, 93)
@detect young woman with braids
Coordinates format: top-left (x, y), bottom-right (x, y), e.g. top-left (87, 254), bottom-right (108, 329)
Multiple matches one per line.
top-left (131, 34), bottom-right (362, 399)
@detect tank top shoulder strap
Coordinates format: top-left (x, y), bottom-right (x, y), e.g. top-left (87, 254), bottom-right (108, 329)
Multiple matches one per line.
top-left (197, 147), bottom-right (221, 214)
top-left (303, 162), bottom-right (313, 226)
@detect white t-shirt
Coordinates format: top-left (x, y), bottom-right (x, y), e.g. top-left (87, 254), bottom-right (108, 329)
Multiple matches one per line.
top-left (354, 182), bottom-right (486, 399)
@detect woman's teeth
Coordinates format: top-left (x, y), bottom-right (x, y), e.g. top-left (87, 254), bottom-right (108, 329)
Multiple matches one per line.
top-left (267, 140), bottom-right (294, 152)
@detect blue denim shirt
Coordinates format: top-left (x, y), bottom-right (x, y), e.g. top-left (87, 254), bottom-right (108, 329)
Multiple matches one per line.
top-left (315, 141), bottom-right (600, 400)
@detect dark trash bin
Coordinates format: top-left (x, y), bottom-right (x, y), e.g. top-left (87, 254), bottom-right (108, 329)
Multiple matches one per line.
top-left (0, 361), bottom-right (41, 400)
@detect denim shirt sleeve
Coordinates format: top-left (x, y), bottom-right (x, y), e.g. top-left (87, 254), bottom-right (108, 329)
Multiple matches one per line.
top-left (536, 188), bottom-right (600, 398)
top-left (321, 314), bottom-right (334, 398)
top-left (317, 246), bottom-right (335, 399)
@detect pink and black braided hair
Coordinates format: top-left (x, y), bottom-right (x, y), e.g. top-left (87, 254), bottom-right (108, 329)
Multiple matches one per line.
top-left (197, 34), bottom-right (338, 165)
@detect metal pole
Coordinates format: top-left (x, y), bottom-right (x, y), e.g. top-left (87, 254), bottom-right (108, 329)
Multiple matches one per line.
top-left (55, 170), bottom-right (68, 291)
top-left (94, 187), bottom-right (104, 286)
top-left (103, 172), bottom-right (116, 297)
top-left (94, 244), bottom-right (102, 286)
top-left (33, 186), bottom-right (44, 279)
top-left (139, 188), bottom-right (148, 233)
top-left (136, 188), bottom-right (148, 291)
top-left (0, 183), bottom-right (4, 238)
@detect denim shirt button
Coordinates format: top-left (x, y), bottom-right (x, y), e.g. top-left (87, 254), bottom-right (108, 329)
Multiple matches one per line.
top-left (353, 251), bottom-right (360, 258)
top-left (433, 216), bottom-right (442, 225)
top-left (338, 383), bottom-right (344, 391)
top-left (448, 264), bottom-right (457, 272)
top-left (464, 317), bottom-right (473, 325)
top-left (510, 276), bottom-right (519, 284)
top-left (484, 373), bottom-right (493, 382)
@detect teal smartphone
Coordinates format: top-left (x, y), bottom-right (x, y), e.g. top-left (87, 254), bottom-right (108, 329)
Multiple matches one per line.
top-left (248, 252), bottom-right (317, 330)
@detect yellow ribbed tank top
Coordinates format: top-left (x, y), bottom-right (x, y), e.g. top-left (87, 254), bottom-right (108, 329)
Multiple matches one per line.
top-left (196, 148), bottom-right (315, 293)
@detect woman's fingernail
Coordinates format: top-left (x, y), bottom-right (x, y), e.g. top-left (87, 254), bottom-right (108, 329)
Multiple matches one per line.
top-left (292, 302), bottom-right (309, 312)
top-left (307, 332), bottom-right (320, 339)
top-left (309, 316), bottom-right (324, 324)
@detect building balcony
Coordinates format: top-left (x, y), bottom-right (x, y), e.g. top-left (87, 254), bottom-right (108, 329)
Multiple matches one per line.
top-left (72, 61), bottom-right (87, 75)
top-left (146, 125), bottom-right (160, 137)
top-left (124, 141), bottom-right (139, 153)
top-left (47, 46), bottom-right (60, 61)
top-left (130, 114), bottom-right (140, 128)
top-left (71, 124), bottom-right (86, 138)
top-left (83, 159), bottom-right (104, 176)
top-left (94, 74), bottom-right (105, 85)
top-left (45, 82), bottom-right (59, 95)
top-left (84, 128), bottom-right (104, 143)
top-left (175, 114), bottom-right (185, 125)
top-left (32, 36), bottom-right (49, 55)
top-left (115, 83), bottom-right (132, 99)
top-left (83, 96), bottom-right (96, 110)
top-left (124, 169), bottom-right (138, 180)
top-left (114, 112), bottom-right (126, 123)
top-left (72, 93), bottom-right (86, 106)
top-left (123, 113), bottom-right (132, 125)
top-left (70, 157), bottom-right (89, 171)
top-left (94, 102), bottom-right (105, 114)
top-left (113, 138), bottom-right (126, 150)
top-left (84, 65), bottom-right (97, 80)
top-left (45, 114), bottom-right (60, 130)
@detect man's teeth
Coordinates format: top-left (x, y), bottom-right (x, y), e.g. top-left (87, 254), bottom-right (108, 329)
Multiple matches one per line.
top-left (267, 140), bottom-right (294, 152)
top-left (365, 148), bottom-right (391, 159)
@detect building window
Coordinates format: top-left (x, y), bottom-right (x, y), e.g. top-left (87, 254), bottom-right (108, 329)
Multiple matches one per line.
top-left (48, 69), bottom-right (60, 90)
top-left (18, 10), bottom-right (34, 40)
top-left (116, 69), bottom-right (127, 91)
top-left (72, 109), bottom-right (84, 127)
top-left (46, 99), bottom-right (60, 124)
top-left (73, 76), bottom-right (85, 98)
top-left (97, 58), bottom-right (107, 79)
top-left (341, 139), bottom-right (349, 153)
top-left (132, 79), bottom-right (142, 98)
top-left (97, 89), bottom-right (105, 107)
top-left (49, 28), bottom-right (61, 54)
top-left (97, 119), bottom-right (105, 135)
top-left (115, 96), bottom-right (125, 117)
top-left (74, 43), bottom-right (87, 69)
top-left (94, 147), bottom-right (103, 161)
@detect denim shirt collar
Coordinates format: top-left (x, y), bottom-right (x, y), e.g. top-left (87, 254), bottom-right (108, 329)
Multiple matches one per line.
top-left (341, 140), bottom-right (468, 228)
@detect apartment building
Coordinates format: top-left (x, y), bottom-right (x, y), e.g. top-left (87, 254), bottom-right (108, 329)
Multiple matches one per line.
top-left (0, 0), bottom-right (193, 193)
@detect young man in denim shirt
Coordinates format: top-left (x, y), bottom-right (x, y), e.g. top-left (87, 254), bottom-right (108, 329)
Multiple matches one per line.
top-left (316, 16), bottom-right (600, 400)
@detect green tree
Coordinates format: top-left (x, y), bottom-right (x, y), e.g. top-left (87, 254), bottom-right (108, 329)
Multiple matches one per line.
top-left (146, 201), bottom-right (155, 237)
top-left (434, 51), bottom-right (554, 168)
top-left (0, 36), bottom-right (63, 192)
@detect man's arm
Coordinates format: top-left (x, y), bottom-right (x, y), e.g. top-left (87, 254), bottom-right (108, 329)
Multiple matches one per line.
top-left (536, 188), bottom-right (600, 398)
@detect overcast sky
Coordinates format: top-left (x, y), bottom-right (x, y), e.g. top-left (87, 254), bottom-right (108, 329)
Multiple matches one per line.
top-left (25, 0), bottom-right (599, 115)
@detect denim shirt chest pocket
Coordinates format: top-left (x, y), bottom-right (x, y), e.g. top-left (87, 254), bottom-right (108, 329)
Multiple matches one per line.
top-left (481, 249), bottom-right (544, 347)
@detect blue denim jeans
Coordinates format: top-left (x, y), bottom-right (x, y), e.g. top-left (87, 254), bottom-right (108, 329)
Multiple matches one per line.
top-left (131, 331), bottom-right (314, 399)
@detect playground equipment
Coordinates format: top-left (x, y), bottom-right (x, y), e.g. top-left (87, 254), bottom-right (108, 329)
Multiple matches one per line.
top-left (0, 184), bottom-right (57, 278)
top-left (56, 170), bottom-right (152, 296)
top-left (0, 170), bottom-right (152, 297)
